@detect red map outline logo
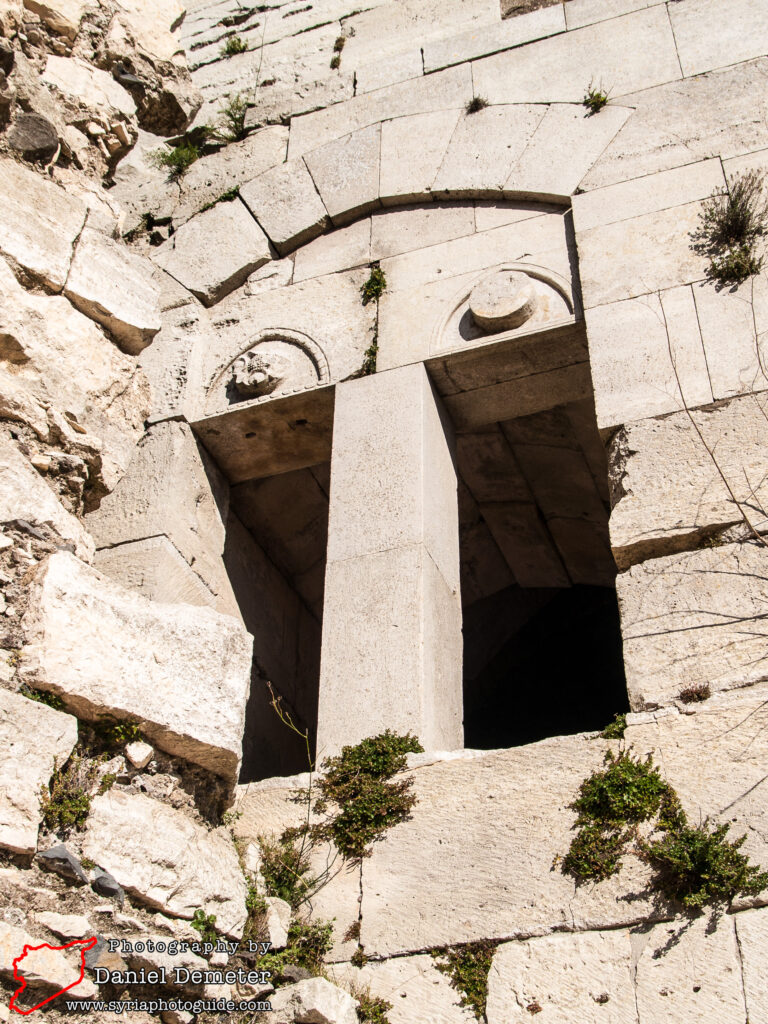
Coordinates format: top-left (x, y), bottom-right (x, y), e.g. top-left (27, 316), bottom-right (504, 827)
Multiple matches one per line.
top-left (10, 936), bottom-right (97, 1015)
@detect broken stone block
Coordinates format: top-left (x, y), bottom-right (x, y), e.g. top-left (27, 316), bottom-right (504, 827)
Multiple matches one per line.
top-left (0, 692), bottom-right (77, 856)
top-left (42, 55), bottom-right (136, 120)
top-left (0, 434), bottom-right (94, 561)
top-left (64, 228), bottom-right (161, 354)
top-left (269, 977), bottom-right (358, 1024)
top-left (91, 867), bottom-right (124, 904)
top-left (20, 551), bottom-right (253, 782)
top-left (36, 912), bottom-right (91, 940)
top-left (8, 112), bottom-right (59, 162)
top-left (152, 199), bottom-right (271, 306)
top-left (23, 0), bottom-right (86, 40)
top-left (82, 790), bottom-right (248, 938)
top-left (125, 740), bottom-right (153, 769)
top-left (0, 922), bottom-right (96, 1001)
top-left (38, 845), bottom-right (89, 885)
top-left (0, 158), bottom-right (87, 291)
top-left (264, 897), bottom-right (291, 950)
top-left (239, 158), bottom-right (329, 255)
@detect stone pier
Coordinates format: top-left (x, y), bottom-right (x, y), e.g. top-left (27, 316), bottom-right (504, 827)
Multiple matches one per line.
top-left (316, 363), bottom-right (463, 756)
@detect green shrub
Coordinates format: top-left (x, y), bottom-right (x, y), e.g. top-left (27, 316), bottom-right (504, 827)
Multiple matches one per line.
top-left (361, 265), bottom-right (386, 305)
top-left (330, 53), bottom-right (341, 69)
top-left (40, 753), bottom-right (98, 835)
top-left (601, 713), bottom-right (627, 739)
top-left (258, 919), bottom-right (334, 981)
top-left (698, 171), bottom-right (768, 285)
top-left (571, 750), bottom-right (669, 827)
top-left (152, 141), bottom-right (203, 177)
top-left (218, 93), bottom-right (249, 142)
top-left (583, 82), bottom-right (609, 115)
top-left (89, 718), bottom-right (141, 749)
top-left (708, 245), bottom-right (763, 285)
top-left (678, 683), bottom-right (711, 704)
top-left (356, 993), bottom-right (392, 1023)
top-left (191, 908), bottom-right (218, 943)
top-left (465, 95), bottom-right (489, 114)
top-left (258, 834), bottom-right (314, 908)
top-left (432, 940), bottom-right (499, 1021)
top-left (561, 822), bottom-right (628, 882)
top-left (333, 36), bottom-right (346, 52)
top-left (221, 35), bottom-right (248, 56)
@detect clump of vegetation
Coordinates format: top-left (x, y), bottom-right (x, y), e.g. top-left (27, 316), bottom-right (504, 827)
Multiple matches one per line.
top-left (312, 730), bottom-right (424, 860)
top-left (258, 834), bottom-right (315, 908)
top-left (679, 683), bottom-right (711, 704)
top-left (330, 54), bottom-right (341, 69)
top-left (191, 908), bottom-right (218, 943)
top-left (21, 686), bottom-right (64, 711)
top-left (583, 81), bottom-right (609, 115)
top-left (641, 819), bottom-right (768, 909)
top-left (562, 748), bottom-right (768, 909)
top-left (89, 718), bottom-right (142, 750)
top-left (698, 170), bottom-right (768, 285)
top-left (601, 712), bottom-right (627, 739)
top-left (359, 335), bottom-right (378, 376)
top-left (361, 264), bottom-right (386, 305)
top-left (217, 92), bottom-right (249, 142)
top-left (221, 35), bottom-right (248, 56)
top-left (330, 35), bottom-right (345, 68)
top-left (431, 940), bottom-right (500, 1021)
top-left (350, 945), bottom-right (368, 968)
top-left (258, 919), bottom-right (334, 980)
top-left (465, 95), bottom-right (489, 114)
top-left (98, 772), bottom-right (117, 795)
top-left (152, 139), bottom-right (203, 177)
top-left (40, 753), bottom-right (98, 835)
top-left (356, 992), bottom-right (392, 1024)
top-left (199, 187), bottom-right (241, 214)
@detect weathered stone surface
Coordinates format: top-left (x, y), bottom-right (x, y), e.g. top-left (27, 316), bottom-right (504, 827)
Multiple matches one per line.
top-left (609, 396), bottom-right (768, 569)
top-left (370, 202), bottom-right (474, 261)
top-left (20, 551), bottom-right (252, 781)
top-left (264, 897), bottom-right (290, 950)
top-left (735, 908), bottom-right (768, 1024)
top-left (424, 4), bottom-right (564, 72)
top-left (668, 0), bottom-right (768, 78)
top-left (0, 159), bottom-right (86, 290)
top-left (379, 107), bottom-right (462, 205)
top-left (618, 541), bottom-right (768, 708)
top-left (240, 158), bottom-right (329, 255)
top-left (110, 0), bottom-right (185, 62)
top-left (36, 913), bottom-right (91, 939)
top-left (65, 228), bottom-right (161, 354)
top-left (293, 217), bottom-right (370, 283)
top-left (565, 0), bottom-right (662, 30)
top-left (0, 433), bottom-right (94, 560)
top-left (353, 47), bottom-right (422, 95)
top-left (94, 537), bottom-right (218, 610)
top-left (269, 978), bottom-right (358, 1024)
top-left (0, 689), bottom-right (77, 856)
top-left (23, 0), bottom-right (86, 39)
top-left (42, 56), bottom-right (136, 120)
top-left (0, 922), bottom-right (96, 1000)
top-left (486, 930), bottom-right (636, 1023)
top-left (304, 124), bottom-right (381, 225)
top-left (125, 740), bottom-right (153, 769)
top-left (125, 934), bottom-right (209, 993)
top-left (173, 126), bottom-right (288, 225)
top-left (473, 5), bottom-right (680, 104)
top-left (331, 955), bottom-right (475, 1024)
top-left (8, 112), bottom-right (59, 162)
top-left (153, 199), bottom-right (271, 306)
top-left (692, 281), bottom-right (768, 402)
top-left (82, 790), bottom-right (248, 937)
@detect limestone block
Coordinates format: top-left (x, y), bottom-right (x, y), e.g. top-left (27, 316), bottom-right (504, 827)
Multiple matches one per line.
top-left (617, 541), bottom-right (768, 708)
top-left (331, 955), bottom-right (475, 1024)
top-left (0, 434), bottom-right (94, 560)
top-left (42, 56), bottom-right (136, 119)
top-left (480, 501), bottom-right (570, 587)
top-left (565, 0), bottom-right (662, 29)
top-left (585, 287), bottom-right (713, 429)
top-left (85, 420), bottom-right (230, 603)
top-left (0, 0), bottom-right (22, 35)
top-left (486, 930), bottom-right (636, 1023)
top-left (269, 978), bottom-right (357, 1024)
top-left (371, 202), bottom-right (475, 261)
top-left (506, 103), bottom-right (632, 199)
top-left (0, 922), bottom-right (96, 1000)
top-left (0, 688), bottom-right (78, 856)
top-left (288, 64), bottom-right (471, 158)
top-left (572, 157), bottom-right (726, 232)
top-left (693, 282), bottom-right (768, 402)
top-left (23, 0), bottom-right (85, 38)
top-left (293, 217), bottom-right (370, 283)
top-left (65, 229), bottom-right (161, 355)
top-left (35, 913), bottom-right (91, 940)
top-left (264, 897), bottom-right (290, 950)
top-left (353, 48), bottom-right (422, 95)
top-left (635, 914), bottom-right (745, 1022)
top-left (173, 126), bottom-right (288, 225)
top-left (608, 396), bottom-right (768, 569)
top-left (669, 0), bottom-right (768, 78)
top-left (111, 0), bottom-right (186, 62)
top-left (304, 123), bottom-right (381, 226)
top-left (153, 199), bottom-right (271, 306)
top-left (94, 537), bottom-right (217, 609)
top-left (424, 4), bottom-right (564, 73)
top-left (109, 129), bottom-right (181, 235)
top-left (582, 60), bottom-right (768, 190)
top-left (431, 105), bottom-right (544, 198)
top-left (358, 737), bottom-right (662, 956)
top-left (125, 934), bottom-right (209, 993)
top-left (379, 107), bottom-right (462, 205)
top-left (82, 790), bottom-right (248, 937)
top-left (239, 158), bottom-right (328, 255)
top-left (472, 6), bottom-right (680, 104)
top-left (20, 551), bottom-right (253, 781)
top-left (0, 159), bottom-right (87, 291)
top-left (735, 908), bottom-right (768, 1024)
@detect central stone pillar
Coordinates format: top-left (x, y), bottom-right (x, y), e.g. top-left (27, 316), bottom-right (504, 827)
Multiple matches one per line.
top-left (316, 362), bottom-right (463, 757)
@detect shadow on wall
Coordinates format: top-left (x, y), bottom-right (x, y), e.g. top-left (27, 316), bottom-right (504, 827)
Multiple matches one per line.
top-left (464, 584), bottom-right (628, 749)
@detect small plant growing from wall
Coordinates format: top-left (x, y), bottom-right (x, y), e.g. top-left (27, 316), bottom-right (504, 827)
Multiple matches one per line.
top-left (465, 95), bottom-right (489, 114)
top-left (221, 35), bottom-right (248, 56)
top-left (601, 712), bottom-right (626, 739)
top-left (582, 81), bottom-right (609, 115)
top-left (697, 169), bottom-right (768, 285)
top-left (191, 908), bottom-right (218, 943)
top-left (361, 263), bottom-right (386, 305)
top-left (678, 683), bottom-right (711, 704)
top-left (217, 92), bottom-right (250, 142)
top-left (331, 35), bottom-right (345, 68)
top-left (40, 753), bottom-right (99, 835)
top-left (431, 939), bottom-right (501, 1021)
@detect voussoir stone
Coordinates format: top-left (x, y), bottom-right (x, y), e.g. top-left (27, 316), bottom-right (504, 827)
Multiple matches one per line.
top-left (82, 790), bottom-right (248, 938)
top-left (65, 228), bottom-right (161, 354)
top-left (152, 199), bottom-right (271, 306)
top-left (0, 689), bottom-right (78, 856)
top-left (0, 921), bottom-right (96, 1001)
top-left (269, 977), bottom-right (358, 1024)
top-left (0, 158), bottom-right (86, 291)
top-left (19, 551), bottom-right (253, 782)
top-left (239, 158), bottom-right (329, 255)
